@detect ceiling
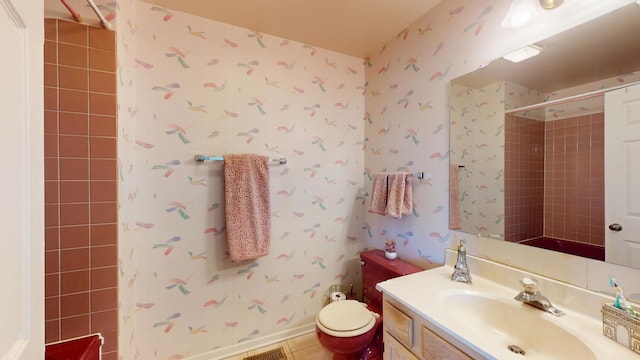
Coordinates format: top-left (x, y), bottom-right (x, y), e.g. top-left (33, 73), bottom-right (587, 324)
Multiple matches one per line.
top-left (453, 3), bottom-right (640, 94)
top-left (142, 0), bottom-right (442, 58)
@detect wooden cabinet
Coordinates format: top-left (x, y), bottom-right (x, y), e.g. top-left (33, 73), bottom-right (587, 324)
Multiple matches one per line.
top-left (382, 296), bottom-right (474, 360)
top-left (384, 331), bottom-right (420, 360)
top-left (383, 300), bottom-right (414, 347)
top-left (421, 326), bottom-right (473, 360)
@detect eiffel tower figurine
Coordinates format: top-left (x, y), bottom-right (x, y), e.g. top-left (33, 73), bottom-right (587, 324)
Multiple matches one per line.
top-left (451, 239), bottom-right (472, 284)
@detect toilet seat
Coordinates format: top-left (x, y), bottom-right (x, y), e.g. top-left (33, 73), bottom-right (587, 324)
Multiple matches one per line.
top-left (316, 300), bottom-right (376, 337)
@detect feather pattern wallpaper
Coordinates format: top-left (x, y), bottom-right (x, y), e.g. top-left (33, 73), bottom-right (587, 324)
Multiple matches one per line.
top-left (108, 0), bottom-right (638, 358)
top-left (118, 1), bottom-right (365, 358)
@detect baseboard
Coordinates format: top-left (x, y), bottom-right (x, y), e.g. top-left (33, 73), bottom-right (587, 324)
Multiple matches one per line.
top-left (184, 323), bottom-right (315, 360)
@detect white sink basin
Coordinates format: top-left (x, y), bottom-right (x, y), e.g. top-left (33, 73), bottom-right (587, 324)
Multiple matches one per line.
top-left (375, 258), bottom-right (636, 359)
top-left (442, 291), bottom-right (596, 360)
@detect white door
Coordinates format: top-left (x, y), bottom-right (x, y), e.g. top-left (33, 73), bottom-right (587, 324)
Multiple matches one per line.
top-left (605, 83), bottom-right (640, 268)
top-left (0, 0), bottom-right (44, 359)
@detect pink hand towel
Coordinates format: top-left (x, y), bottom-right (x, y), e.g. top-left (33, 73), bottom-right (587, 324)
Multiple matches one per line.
top-left (224, 154), bottom-right (271, 262)
top-left (449, 164), bottom-right (461, 229)
top-left (386, 172), bottom-right (413, 219)
top-left (368, 173), bottom-right (388, 215)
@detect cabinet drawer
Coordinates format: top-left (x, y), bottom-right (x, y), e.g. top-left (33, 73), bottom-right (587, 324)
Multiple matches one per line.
top-left (384, 331), bottom-right (420, 360)
top-left (383, 300), bottom-right (414, 348)
top-left (421, 326), bottom-right (473, 360)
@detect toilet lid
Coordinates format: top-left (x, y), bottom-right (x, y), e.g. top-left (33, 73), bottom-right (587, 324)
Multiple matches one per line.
top-left (317, 300), bottom-right (374, 334)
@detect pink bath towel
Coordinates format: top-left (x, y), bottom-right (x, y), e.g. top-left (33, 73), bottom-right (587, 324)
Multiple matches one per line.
top-left (449, 164), bottom-right (461, 229)
top-left (369, 172), bottom-right (413, 218)
top-left (368, 173), bottom-right (388, 215)
top-left (386, 172), bottom-right (413, 219)
top-left (224, 154), bottom-right (271, 262)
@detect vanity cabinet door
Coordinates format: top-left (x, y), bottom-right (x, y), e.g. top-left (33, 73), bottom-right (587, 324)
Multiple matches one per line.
top-left (421, 326), bottom-right (473, 360)
top-left (383, 300), bottom-right (414, 347)
top-left (384, 331), bottom-right (420, 360)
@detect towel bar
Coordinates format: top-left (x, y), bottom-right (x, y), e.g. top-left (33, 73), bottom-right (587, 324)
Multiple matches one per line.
top-left (194, 155), bottom-right (287, 164)
top-left (409, 172), bottom-right (430, 180)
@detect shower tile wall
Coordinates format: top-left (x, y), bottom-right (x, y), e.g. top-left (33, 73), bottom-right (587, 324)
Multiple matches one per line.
top-left (505, 115), bottom-right (545, 242)
top-left (505, 113), bottom-right (604, 247)
top-left (544, 113), bottom-right (605, 246)
top-left (44, 19), bottom-right (118, 360)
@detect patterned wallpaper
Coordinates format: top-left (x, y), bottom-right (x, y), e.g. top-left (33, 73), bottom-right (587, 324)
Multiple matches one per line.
top-left (118, 1), bottom-right (364, 358)
top-left (115, 1), bottom-right (136, 360)
top-left (450, 81), bottom-right (505, 238)
top-left (448, 80), bottom-right (544, 239)
top-left (103, 0), bottom-right (639, 359)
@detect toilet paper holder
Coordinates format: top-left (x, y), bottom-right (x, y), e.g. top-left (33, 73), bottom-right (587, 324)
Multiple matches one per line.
top-left (331, 291), bottom-right (346, 303)
top-left (324, 284), bottom-right (348, 306)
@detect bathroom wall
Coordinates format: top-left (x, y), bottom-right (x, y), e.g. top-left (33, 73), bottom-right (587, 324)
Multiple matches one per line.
top-left (43, 19), bottom-right (118, 360)
top-left (505, 114), bottom-right (545, 242)
top-left (544, 113), bottom-right (605, 246)
top-left (451, 81), bottom-right (604, 245)
top-left (114, 0), bottom-right (137, 359)
top-left (39, 0), bottom-right (640, 358)
top-left (363, 0), bottom-right (635, 265)
top-left (363, 1), bottom-right (530, 262)
top-left (116, 2), bottom-right (365, 358)
top-left (450, 81), bottom-right (544, 241)
top-left (449, 81), bottom-right (505, 238)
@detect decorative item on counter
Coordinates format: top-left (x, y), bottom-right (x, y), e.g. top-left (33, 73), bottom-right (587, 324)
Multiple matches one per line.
top-left (602, 305), bottom-right (640, 353)
top-left (451, 239), bottom-right (472, 284)
top-left (384, 240), bottom-right (397, 260)
top-left (602, 277), bottom-right (640, 353)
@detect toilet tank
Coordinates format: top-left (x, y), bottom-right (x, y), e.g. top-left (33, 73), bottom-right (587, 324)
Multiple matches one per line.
top-left (360, 249), bottom-right (422, 313)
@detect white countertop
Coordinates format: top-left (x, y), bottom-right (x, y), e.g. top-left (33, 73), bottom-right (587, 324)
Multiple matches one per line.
top-left (376, 255), bottom-right (638, 359)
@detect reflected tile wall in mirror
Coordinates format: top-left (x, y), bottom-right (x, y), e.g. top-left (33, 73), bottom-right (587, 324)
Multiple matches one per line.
top-left (544, 113), bottom-right (604, 247)
top-left (505, 115), bottom-right (544, 242)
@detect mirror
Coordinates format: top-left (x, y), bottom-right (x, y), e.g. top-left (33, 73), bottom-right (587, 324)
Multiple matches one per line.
top-left (449, 3), bottom-right (640, 267)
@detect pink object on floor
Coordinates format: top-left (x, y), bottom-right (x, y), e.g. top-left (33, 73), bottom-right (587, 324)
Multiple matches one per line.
top-left (224, 154), bottom-right (271, 262)
top-left (385, 172), bottom-right (412, 219)
top-left (368, 173), bottom-right (388, 215)
top-left (449, 164), bottom-right (461, 229)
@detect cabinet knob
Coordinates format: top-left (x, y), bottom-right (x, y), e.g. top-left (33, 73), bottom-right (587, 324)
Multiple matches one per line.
top-left (360, 260), bottom-right (365, 266)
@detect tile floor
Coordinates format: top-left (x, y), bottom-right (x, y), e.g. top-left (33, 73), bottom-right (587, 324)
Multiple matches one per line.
top-left (221, 331), bottom-right (332, 360)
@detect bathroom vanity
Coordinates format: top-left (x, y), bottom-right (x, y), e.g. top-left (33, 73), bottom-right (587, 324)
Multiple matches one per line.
top-left (376, 250), bottom-right (639, 359)
top-left (383, 297), bottom-right (472, 359)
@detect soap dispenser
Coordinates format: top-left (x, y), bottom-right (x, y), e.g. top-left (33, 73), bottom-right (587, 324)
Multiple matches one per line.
top-left (451, 239), bottom-right (472, 284)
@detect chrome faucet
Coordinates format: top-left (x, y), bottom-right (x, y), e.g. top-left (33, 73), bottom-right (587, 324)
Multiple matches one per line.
top-left (514, 276), bottom-right (564, 316)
